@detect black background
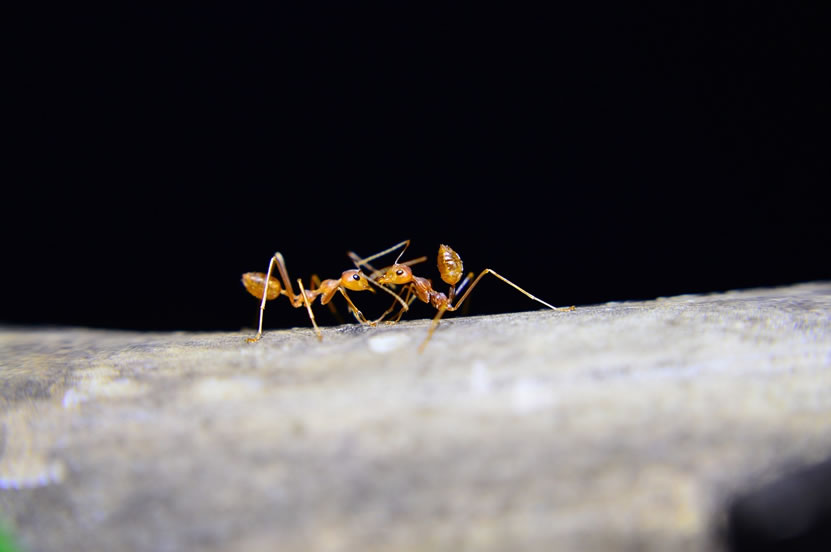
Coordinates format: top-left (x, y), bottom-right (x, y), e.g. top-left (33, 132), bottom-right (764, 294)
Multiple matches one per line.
top-left (4, 3), bottom-right (828, 332)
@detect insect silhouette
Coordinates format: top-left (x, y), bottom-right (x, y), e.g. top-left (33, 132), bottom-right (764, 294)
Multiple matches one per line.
top-left (241, 252), bottom-right (412, 343)
top-left (351, 241), bottom-right (575, 352)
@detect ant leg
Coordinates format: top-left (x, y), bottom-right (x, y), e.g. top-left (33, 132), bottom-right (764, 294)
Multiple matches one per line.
top-left (350, 253), bottom-right (428, 281)
top-left (246, 252), bottom-right (306, 343)
top-left (350, 240), bottom-right (411, 270)
top-left (365, 275), bottom-right (412, 313)
top-left (272, 252), bottom-right (304, 304)
top-left (297, 278), bottom-right (323, 341)
top-left (336, 288), bottom-right (375, 326)
top-left (312, 274), bottom-right (345, 324)
top-left (418, 304), bottom-right (449, 353)
top-left (451, 269), bottom-right (575, 313)
top-left (246, 253), bottom-right (283, 343)
top-left (348, 251), bottom-right (380, 277)
top-left (416, 269), bottom-right (574, 352)
top-left (388, 286), bottom-right (417, 324)
top-left (451, 272), bottom-right (476, 315)
top-left (403, 256), bottom-right (429, 268)
top-left (372, 285), bottom-right (415, 325)
top-left (372, 299), bottom-right (399, 325)
top-left (452, 272), bottom-right (475, 300)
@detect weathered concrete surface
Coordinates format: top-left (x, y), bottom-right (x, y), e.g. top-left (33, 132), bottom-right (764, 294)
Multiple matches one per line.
top-left (1, 282), bottom-right (830, 551)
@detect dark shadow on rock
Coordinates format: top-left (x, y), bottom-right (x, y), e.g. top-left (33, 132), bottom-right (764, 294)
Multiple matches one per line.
top-left (724, 457), bottom-right (831, 552)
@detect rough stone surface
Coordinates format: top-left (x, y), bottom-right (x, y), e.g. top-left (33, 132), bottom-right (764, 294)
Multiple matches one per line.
top-left (1, 282), bottom-right (830, 551)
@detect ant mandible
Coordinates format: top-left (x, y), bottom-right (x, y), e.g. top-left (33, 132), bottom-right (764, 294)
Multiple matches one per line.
top-left (241, 251), bottom-right (410, 343)
top-left (352, 240), bottom-right (575, 352)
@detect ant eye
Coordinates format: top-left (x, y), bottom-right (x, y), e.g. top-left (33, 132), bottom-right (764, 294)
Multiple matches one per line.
top-left (396, 269), bottom-right (404, 276)
top-left (352, 273), bottom-right (361, 281)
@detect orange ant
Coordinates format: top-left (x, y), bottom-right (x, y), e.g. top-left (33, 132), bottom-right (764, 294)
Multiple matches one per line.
top-left (242, 251), bottom-right (425, 343)
top-left (351, 241), bottom-right (575, 352)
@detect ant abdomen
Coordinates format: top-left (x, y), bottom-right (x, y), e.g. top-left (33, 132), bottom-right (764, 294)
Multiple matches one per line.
top-left (438, 244), bottom-right (463, 285)
top-left (242, 272), bottom-right (281, 300)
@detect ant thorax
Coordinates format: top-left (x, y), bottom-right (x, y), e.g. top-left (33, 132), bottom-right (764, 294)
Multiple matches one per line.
top-left (407, 275), bottom-right (437, 305)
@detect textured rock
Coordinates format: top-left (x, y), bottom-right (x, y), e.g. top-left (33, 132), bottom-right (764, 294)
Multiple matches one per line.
top-left (1, 282), bottom-right (830, 551)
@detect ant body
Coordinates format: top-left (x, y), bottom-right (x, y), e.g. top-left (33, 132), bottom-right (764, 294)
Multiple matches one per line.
top-left (242, 252), bottom-right (411, 343)
top-left (242, 250), bottom-right (426, 343)
top-left (352, 241), bottom-right (574, 351)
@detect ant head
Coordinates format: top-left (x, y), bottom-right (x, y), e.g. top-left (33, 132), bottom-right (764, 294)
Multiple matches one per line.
top-left (340, 269), bottom-right (371, 291)
top-left (377, 264), bottom-right (413, 285)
